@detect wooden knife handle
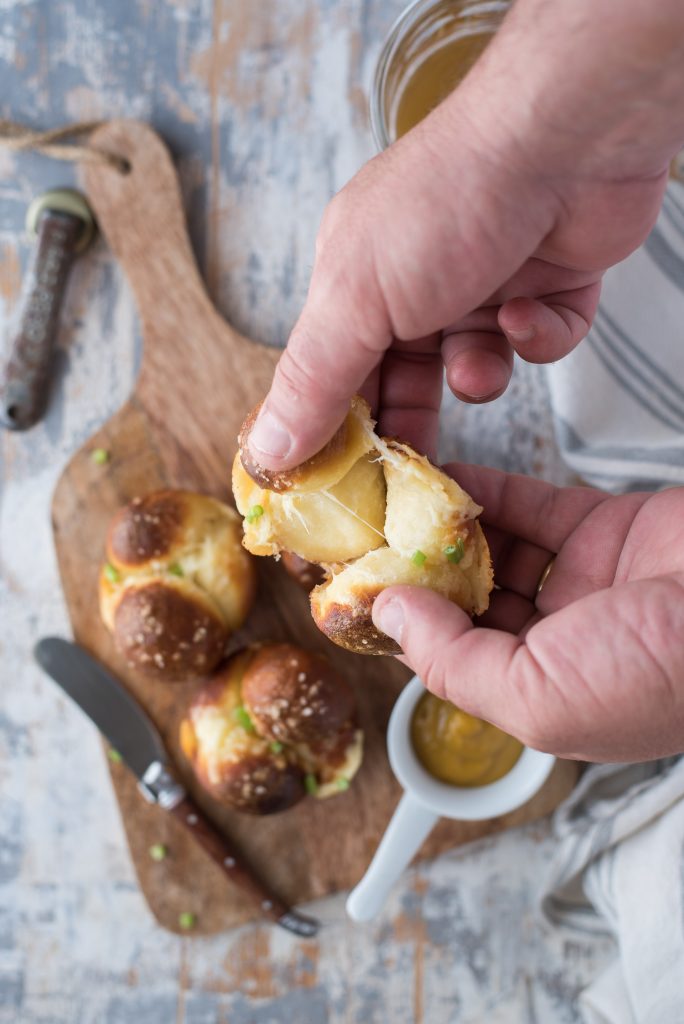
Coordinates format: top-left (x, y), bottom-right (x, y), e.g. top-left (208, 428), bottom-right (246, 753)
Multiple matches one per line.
top-left (169, 794), bottom-right (318, 937)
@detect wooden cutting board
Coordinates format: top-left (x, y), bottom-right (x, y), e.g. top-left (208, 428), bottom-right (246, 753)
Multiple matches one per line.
top-left (51, 120), bottom-right (578, 935)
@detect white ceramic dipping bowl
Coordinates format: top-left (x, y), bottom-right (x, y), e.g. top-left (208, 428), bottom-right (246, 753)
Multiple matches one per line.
top-left (346, 676), bottom-right (555, 922)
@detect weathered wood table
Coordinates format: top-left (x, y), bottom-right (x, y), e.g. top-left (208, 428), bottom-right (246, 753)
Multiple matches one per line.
top-left (0, 2), bottom-right (615, 1021)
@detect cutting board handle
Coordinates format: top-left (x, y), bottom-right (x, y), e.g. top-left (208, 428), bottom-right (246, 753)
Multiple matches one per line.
top-left (81, 120), bottom-right (251, 392)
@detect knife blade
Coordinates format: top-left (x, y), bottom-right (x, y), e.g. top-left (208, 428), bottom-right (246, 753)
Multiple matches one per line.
top-left (34, 637), bottom-right (319, 938)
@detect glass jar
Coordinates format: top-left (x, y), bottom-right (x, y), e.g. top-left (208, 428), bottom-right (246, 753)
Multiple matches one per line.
top-left (371, 0), bottom-right (684, 182)
top-left (370, 0), bottom-right (511, 150)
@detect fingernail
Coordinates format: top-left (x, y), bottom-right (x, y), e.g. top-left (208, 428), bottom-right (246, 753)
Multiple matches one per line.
top-left (249, 408), bottom-right (292, 459)
top-left (449, 351), bottom-right (511, 401)
top-left (505, 326), bottom-right (536, 343)
top-left (373, 597), bottom-right (405, 645)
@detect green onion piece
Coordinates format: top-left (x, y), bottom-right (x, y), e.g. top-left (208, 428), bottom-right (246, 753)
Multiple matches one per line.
top-left (168, 562), bottom-right (184, 577)
top-left (178, 911), bottom-right (196, 930)
top-left (246, 504), bottom-right (264, 524)
top-left (91, 447), bottom-right (109, 465)
top-left (304, 773), bottom-right (318, 795)
top-left (104, 562), bottom-right (120, 583)
top-left (411, 549), bottom-right (427, 567)
top-left (270, 741), bottom-right (284, 754)
top-left (233, 706), bottom-right (255, 733)
top-left (107, 748), bottom-right (122, 764)
top-left (336, 777), bottom-right (350, 792)
top-left (149, 843), bottom-right (168, 862)
top-left (444, 538), bottom-right (465, 564)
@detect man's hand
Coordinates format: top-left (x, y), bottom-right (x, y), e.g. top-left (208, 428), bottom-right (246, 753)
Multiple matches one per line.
top-left (372, 469), bottom-right (684, 763)
top-left (247, 0), bottom-right (684, 471)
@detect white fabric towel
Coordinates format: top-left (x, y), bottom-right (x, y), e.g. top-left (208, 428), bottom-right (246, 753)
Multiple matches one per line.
top-left (541, 759), bottom-right (684, 1024)
top-left (541, 177), bottom-right (684, 1024)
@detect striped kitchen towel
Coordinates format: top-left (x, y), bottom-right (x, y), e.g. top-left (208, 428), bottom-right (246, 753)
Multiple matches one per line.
top-left (541, 758), bottom-right (684, 1024)
top-left (546, 179), bottom-right (684, 493)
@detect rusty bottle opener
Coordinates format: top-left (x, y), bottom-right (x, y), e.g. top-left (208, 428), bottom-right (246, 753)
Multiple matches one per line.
top-left (0, 189), bottom-right (95, 431)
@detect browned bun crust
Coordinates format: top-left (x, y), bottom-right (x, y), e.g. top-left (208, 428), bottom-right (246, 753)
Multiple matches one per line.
top-left (310, 586), bottom-right (400, 657)
top-left (110, 579), bottom-right (227, 680)
top-left (280, 551), bottom-right (326, 592)
top-left (193, 754), bottom-right (305, 815)
top-left (107, 491), bottom-right (184, 567)
top-left (238, 402), bottom-right (347, 493)
top-left (241, 643), bottom-right (356, 745)
top-left (99, 489), bottom-right (256, 682)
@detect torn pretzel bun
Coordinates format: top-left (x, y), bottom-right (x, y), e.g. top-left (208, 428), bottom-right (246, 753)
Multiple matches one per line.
top-left (232, 398), bottom-right (493, 655)
top-left (179, 644), bottom-right (363, 813)
top-left (99, 490), bottom-right (256, 681)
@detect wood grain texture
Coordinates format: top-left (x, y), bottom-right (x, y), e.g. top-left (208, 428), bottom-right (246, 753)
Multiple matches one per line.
top-left (49, 120), bottom-right (577, 935)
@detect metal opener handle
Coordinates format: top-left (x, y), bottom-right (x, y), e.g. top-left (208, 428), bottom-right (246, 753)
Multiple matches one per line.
top-left (0, 189), bottom-right (95, 430)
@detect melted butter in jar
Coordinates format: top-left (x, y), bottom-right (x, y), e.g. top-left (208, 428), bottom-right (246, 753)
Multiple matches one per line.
top-left (372, 1), bottom-right (511, 149)
top-left (411, 691), bottom-right (522, 786)
top-left (395, 32), bottom-right (491, 138)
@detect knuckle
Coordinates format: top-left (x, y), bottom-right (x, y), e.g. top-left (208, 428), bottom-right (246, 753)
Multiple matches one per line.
top-left (274, 344), bottom-right (320, 402)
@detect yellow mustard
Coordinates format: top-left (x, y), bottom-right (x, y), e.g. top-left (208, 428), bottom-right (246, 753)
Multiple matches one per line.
top-left (411, 691), bottom-right (523, 787)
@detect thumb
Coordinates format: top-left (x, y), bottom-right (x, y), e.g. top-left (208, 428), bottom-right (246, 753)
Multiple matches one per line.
top-left (248, 187), bottom-right (391, 472)
top-left (372, 585), bottom-right (529, 735)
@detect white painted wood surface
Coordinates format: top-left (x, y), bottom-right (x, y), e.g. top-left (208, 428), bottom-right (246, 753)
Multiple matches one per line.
top-left (0, 2), bottom-right (615, 1020)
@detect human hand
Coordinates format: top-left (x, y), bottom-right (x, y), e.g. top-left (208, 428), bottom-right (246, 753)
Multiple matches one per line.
top-left (248, 0), bottom-right (684, 471)
top-left (372, 468), bottom-right (684, 763)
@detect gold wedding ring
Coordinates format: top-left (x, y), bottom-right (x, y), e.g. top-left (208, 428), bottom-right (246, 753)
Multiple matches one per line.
top-left (535, 556), bottom-right (556, 599)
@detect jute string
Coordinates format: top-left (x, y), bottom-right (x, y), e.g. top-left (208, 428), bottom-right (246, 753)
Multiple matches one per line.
top-left (0, 119), bottom-right (129, 173)
top-left (0, 116), bottom-right (681, 183)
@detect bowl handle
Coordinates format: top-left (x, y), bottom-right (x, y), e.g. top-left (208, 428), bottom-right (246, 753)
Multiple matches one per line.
top-left (346, 792), bottom-right (437, 922)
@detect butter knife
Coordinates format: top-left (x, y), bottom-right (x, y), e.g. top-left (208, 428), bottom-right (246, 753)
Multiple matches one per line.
top-left (34, 637), bottom-right (318, 937)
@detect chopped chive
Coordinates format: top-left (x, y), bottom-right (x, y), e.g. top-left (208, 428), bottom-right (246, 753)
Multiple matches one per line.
top-left (336, 777), bottom-right (350, 792)
top-left (304, 773), bottom-right (318, 795)
top-left (149, 843), bottom-right (168, 862)
top-left (168, 562), bottom-right (184, 577)
top-left (233, 706), bottom-right (255, 733)
top-left (245, 504), bottom-right (264, 524)
top-left (107, 748), bottom-right (122, 764)
top-left (178, 911), bottom-right (196, 930)
top-left (104, 562), bottom-right (120, 583)
top-left (411, 549), bottom-right (427, 567)
top-left (91, 447), bottom-right (109, 465)
top-left (270, 741), bottom-right (284, 754)
top-left (444, 538), bottom-right (465, 564)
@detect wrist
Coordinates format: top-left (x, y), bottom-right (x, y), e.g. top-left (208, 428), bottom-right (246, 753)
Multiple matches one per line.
top-left (447, 0), bottom-right (684, 185)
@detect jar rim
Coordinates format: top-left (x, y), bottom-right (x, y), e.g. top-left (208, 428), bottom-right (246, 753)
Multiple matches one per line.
top-left (370, 0), bottom-right (510, 152)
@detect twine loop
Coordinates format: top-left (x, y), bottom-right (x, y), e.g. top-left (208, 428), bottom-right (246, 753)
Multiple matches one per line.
top-left (0, 119), bottom-right (129, 173)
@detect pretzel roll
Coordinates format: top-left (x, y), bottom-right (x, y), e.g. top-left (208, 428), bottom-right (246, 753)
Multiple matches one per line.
top-left (232, 397), bottom-right (493, 655)
top-left (232, 449), bottom-right (386, 562)
top-left (99, 490), bottom-right (256, 680)
top-left (179, 652), bottom-right (304, 814)
top-left (180, 644), bottom-right (363, 813)
top-left (311, 539), bottom-right (491, 655)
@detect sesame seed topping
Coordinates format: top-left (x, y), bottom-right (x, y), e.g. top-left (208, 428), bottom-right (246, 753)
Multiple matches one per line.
top-left (297, 672), bottom-right (306, 683)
